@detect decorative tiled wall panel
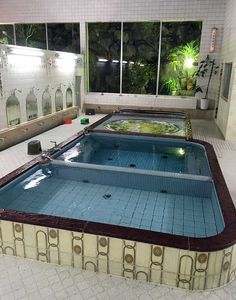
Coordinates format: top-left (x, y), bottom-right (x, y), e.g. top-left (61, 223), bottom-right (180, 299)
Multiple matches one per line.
top-left (0, 219), bottom-right (235, 290)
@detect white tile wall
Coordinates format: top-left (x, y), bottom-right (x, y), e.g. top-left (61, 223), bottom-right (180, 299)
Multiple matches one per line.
top-left (0, 45), bottom-right (84, 130)
top-left (216, 0), bottom-right (236, 140)
top-left (0, 0), bottom-right (226, 110)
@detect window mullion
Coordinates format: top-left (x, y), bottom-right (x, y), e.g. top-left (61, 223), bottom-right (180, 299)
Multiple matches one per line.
top-left (156, 21), bottom-right (162, 96)
top-left (120, 22), bottom-right (123, 95)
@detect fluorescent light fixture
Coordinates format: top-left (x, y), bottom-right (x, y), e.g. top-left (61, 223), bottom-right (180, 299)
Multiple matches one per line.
top-left (10, 47), bottom-right (44, 57)
top-left (98, 58), bottom-right (108, 62)
top-left (139, 63), bottom-right (144, 67)
top-left (122, 60), bottom-right (128, 64)
top-left (57, 52), bottom-right (77, 60)
top-left (56, 58), bottom-right (76, 73)
top-left (130, 61), bottom-right (134, 65)
top-left (8, 55), bottom-right (41, 72)
top-left (112, 59), bottom-right (119, 63)
top-left (0, 57), bottom-right (1, 63)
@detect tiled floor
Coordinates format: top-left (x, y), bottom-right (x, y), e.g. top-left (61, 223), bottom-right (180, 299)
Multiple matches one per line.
top-left (1, 115), bottom-right (236, 299)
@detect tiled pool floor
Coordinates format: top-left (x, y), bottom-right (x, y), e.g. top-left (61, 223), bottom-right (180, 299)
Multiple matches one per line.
top-left (57, 134), bottom-right (209, 175)
top-left (4, 176), bottom-right (218, 237)
top-left (0, 116), bottom-right (236, 299)
top-left (90, 148), bottom-right (187, 173)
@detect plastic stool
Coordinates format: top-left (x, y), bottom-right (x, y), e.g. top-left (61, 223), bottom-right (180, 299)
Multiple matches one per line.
top-left (28, 140), bottom-right (42, 155)
top-left (64, 119), bottom-right (72, 124)
top-left (80, 118), bottom-right (89, 125)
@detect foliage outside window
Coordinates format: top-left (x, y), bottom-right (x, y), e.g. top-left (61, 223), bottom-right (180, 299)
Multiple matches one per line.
top-left (15, 24), bottom-right (46, 49)
top-left (0, 25), bottom-right (14, 45)
top-left (122, 22), bottom-right (160, 95)
top-left (159, 22), bottom-right (202, 96)
top-left (88, 23), bottom-right (121, 93)
top-left (47, 23), bottom-right (80, 53)
top-left (0, 23), bottom-right (80, 53)
top-left (88, 21), bottom-right (202, 95)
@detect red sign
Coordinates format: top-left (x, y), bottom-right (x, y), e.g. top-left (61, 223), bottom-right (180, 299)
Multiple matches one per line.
top-left (209, 28), bottom-right (217, 53)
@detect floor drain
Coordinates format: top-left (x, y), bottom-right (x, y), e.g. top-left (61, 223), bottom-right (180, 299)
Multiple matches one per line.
top-left (107, 157), bottom-right (113, 160)
top-left (161, 155), bottom-right (168, 159)
top-left (160, 190), bottom-right (167, 193)
top-left (82, 179), bottom-right (89, 183)
top-left (103, 194), bottom-right (112, 199)
top-left (129, 164), bottom-right (136, 168)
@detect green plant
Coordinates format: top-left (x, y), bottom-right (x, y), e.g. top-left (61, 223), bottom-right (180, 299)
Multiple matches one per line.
top-left (195, 54), bottom-right (219, 99)
top-left (168, 41), bottom-right (199, 71)
top-left (126, 61), bottom-right (155, 94)
top-left (166, 41), bottom-right (200, 93)
top-left (164, 77), bottom-right (179, 94)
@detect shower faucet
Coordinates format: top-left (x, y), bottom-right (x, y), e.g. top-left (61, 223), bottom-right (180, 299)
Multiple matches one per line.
top-left (50, 140), bottom-right (61, 151)
top-left (11, 88), bottom-right (22, 95)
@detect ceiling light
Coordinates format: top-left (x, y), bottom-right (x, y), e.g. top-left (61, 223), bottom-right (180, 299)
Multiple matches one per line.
top-left (57, 52), bottom-right (77, 60)
top-left (98, 58), bottom-right (108, 62)
top-left (10, 47), bottom-right (44, 57)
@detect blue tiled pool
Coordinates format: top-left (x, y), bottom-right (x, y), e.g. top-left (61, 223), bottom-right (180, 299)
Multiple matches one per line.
top-left (0, 159), bottom-right (224, 238)
top-left (55, 133), bottom-right (210, 176)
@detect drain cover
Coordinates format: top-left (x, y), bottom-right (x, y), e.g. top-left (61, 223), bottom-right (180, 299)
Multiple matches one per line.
top-left (129, 164), bottom-right (136, 168)
top-left (161, 155), bottom-right (168, 159)
top-left (160, 190), bottom-right (167, 193)
top-left (107, 157), bottom-right (113, 160)
top-left (82, 179), bottom-right (89, 183)
top-left (103, 194), bottom-right (112, 199)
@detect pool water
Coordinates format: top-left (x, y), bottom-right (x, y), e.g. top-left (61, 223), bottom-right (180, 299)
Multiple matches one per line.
top-left (0, 164), bottom-right (224, 238)
top-left (105, 119), bottom-right (184, 135)
top-left (94, 114), bottom-right (186, 136)
top-left (55, 133), bottom-right (210, 176)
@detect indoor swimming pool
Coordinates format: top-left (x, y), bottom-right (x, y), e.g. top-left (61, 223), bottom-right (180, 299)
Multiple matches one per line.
top-left (0, 120), bottom-right (235, 290)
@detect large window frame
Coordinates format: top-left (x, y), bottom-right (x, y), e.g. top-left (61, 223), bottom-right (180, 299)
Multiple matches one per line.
top-left (0, 23), bottom-right (80, 53)
top-left (87, 20), bottom-right (202, 96)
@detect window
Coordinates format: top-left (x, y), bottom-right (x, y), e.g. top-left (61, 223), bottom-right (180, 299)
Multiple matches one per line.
top-left (159, 22), bottom-right (202, 96)
top-left (0, 24), bottom-right (14, 45)
top-left (88, 23), bottom-right (121, 93)
top-left (47, 23), bottom-right (80, 53)
top-left (122, 22), bottom-right (160, 95)
top-left (15, 24), bottom-right (46, 49)
top-left (88, 21), bottom-right (202, 96)
top-left (221, 63), bottom-right (232, 101)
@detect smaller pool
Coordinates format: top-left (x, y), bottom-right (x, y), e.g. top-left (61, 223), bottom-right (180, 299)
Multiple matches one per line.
top-left (55, 133), bottom-right (210, 176)
top-left (92, 110), bottom-right (191, 138)
top-left (105, 118), bottom-right (184, 135)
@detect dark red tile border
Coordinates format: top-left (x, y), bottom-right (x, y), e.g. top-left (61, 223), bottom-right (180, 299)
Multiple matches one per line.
top-left (0, 127), bottom-right (236, 252)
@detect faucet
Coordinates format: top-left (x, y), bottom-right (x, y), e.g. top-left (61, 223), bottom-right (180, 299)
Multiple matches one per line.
top-left (11, 88), bottom-right (22, 96)
top-left (50, 140), bottom-right (61, 151)
top-left (83, 127), bottom-right (89, 135)
top-left (41, 152), bottom-right (52, 161)
top-left (30, 87), bottom-right (39, 93)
